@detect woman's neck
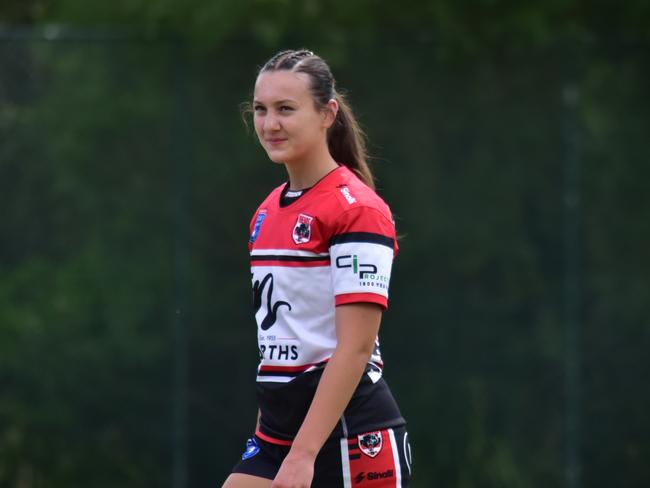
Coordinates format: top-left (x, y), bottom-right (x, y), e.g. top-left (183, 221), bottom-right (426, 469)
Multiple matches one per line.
top-left (284, 151), bottom-right (339, 190)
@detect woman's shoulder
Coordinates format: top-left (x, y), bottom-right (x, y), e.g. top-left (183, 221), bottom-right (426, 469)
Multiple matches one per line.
top-left (320, 168), bottom-right (397, 251)
top-left (325, 166), bottom-right (393, 221)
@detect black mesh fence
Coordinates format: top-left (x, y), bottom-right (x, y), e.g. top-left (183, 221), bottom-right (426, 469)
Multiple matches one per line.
top-left (1, 30), bottom-right (648, 487)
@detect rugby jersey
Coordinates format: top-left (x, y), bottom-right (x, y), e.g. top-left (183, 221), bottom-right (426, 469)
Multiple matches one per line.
top-left (249, 165), bottom-right (405, 443)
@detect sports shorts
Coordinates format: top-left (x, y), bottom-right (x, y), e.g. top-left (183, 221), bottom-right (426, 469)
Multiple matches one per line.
top-left (231, 426), bottom-right (412, 487)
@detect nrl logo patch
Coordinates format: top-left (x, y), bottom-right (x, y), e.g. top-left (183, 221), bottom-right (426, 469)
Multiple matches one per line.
top-left (249, 210), bottom-right (267, 244)
top-left (292, 213), bottom-right (314, 244)
top-left (358, 431), bottom-right (383, 458)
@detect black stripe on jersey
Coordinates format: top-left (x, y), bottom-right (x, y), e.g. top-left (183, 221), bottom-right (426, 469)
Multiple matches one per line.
top-left (258, 360), bottom-right (329, 378)
top-left (251, 255), bottom-right (329, 262)
top-left (257, 369), bottom-right (302, 378)
top-left (329, 232), bottom-right (395, 249)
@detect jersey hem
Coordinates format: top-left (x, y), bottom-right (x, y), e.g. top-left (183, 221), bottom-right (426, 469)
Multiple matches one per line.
top-left (255, 417), bottom-right (408, 446)
top-left (255, 429), bottom-right (294, 446)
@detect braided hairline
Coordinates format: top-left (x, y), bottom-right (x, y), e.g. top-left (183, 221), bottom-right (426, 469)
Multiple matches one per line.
top-left (263, 49), bottom-right (315, 71)
top-left (261, 50), bottom-right (335, 102)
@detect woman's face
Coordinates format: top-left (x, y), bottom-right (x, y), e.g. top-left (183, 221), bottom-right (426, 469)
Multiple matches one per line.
top-left (253, 70), bottom-right (332, 165)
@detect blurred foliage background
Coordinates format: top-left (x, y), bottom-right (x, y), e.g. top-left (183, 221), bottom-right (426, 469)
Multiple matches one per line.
top-left (1, 1), bottom-right (649, 487)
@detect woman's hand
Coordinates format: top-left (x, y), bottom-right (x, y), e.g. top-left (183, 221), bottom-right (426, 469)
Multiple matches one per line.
top-left (271, 449), bottom-right (315, 488)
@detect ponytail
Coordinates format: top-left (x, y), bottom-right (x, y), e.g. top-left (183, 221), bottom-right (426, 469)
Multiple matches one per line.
top-left (328, 92), bottom-right (375, 190)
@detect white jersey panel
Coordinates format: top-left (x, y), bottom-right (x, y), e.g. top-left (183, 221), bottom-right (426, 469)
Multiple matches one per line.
top-left (252, 265), bottom-right (337, 383)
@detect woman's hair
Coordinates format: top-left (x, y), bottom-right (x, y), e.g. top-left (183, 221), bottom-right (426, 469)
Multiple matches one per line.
top-left (255, 49), bottom-right (375, 190)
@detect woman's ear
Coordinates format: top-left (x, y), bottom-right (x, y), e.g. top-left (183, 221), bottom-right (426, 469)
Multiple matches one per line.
top-left (322, 98), bottom-right (339, 128)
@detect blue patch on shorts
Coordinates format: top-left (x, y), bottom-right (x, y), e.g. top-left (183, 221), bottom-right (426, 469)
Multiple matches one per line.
top-left (242, 437), bottom-right (260, 460)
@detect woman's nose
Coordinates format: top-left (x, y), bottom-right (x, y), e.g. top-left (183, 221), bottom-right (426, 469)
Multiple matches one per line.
top-left (263, 112), bottom-right (281, 131)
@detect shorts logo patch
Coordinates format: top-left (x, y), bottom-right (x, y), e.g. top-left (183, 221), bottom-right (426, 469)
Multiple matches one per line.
top-left (292, 213), bottom-right (313, 244)
top-left (250, 210), bottom-right (267, 244)
top-left (241, 437), bottom-right (260, 460)
top-left (358, 431), bottom-right (383, 458)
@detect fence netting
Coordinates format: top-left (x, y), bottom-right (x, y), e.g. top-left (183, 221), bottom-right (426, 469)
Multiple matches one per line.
top-left (1, 33), bottom-right (648, 487)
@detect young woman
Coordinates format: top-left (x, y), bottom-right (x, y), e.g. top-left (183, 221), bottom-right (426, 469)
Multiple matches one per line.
top-left (223, 49), bottom-right (411, 488)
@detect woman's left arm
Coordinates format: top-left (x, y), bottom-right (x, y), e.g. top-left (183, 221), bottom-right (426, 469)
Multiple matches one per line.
top-left (271, 302), bottom-right (382, 488)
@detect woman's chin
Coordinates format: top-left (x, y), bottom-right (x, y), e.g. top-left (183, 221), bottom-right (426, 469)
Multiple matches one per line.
top-left (266, 154), bottom-right (286, 164)
top-left (265, 150), bottom-right (290, 164)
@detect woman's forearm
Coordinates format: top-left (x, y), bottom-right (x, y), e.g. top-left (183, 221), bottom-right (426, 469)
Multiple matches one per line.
top-left (288, 303), bottom-right (381, 459)
top-left (290, 346), bottom-right (370, 457)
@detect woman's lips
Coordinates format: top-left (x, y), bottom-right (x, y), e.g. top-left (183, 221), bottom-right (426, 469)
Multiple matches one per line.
top-left (267, 138), bottom-right (287, 146)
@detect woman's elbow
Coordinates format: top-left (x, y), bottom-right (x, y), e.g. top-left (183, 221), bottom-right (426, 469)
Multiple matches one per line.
top-left (336, 341), bottom-right (375, 365)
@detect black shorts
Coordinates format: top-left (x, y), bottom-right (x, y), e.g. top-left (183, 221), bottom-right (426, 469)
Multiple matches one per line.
top-left (232, 426), bottom-right (412, 487)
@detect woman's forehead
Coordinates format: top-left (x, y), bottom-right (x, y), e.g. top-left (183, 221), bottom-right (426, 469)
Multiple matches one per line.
top-left (254, 70), bottom-right (311, 102)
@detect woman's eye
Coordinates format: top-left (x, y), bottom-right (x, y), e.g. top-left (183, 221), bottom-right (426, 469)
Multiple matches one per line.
top-left (254, 105), bottom-right (265, 112)
top-left (280, 106), bottom-right (294, 112)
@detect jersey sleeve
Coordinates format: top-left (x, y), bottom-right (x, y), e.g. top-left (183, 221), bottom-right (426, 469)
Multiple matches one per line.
top-left (329, 206), bottom-right (398, 310)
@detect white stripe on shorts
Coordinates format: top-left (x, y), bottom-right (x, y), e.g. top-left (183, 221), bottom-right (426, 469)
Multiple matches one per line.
top-left (388, 428), bottom-right (402, 487)
top-left (403, 431), bottom-right (412, 476)
top-left (340, 438), bottom-right (352, 488)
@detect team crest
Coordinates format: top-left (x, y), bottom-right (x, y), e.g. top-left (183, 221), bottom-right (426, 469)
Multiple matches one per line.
top-left (292, 213), bottom-right (313, 244)
top-left (358, 431), bottom-right (383, 458)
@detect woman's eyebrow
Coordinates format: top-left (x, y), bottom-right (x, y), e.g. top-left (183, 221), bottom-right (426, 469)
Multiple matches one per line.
top-left (253, 99), bottom-right (298, 105)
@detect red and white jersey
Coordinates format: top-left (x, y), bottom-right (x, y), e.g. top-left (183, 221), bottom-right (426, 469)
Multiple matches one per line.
top-left (248, 165), bottom-right (405, 442)
top-left (249, 165), bottom-right (397, 383)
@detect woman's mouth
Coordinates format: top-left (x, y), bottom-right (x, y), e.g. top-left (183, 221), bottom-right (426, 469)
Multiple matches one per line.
top-left (267, 138), bottom-right (287, 146)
